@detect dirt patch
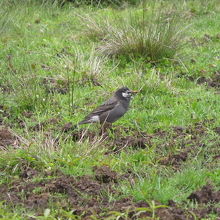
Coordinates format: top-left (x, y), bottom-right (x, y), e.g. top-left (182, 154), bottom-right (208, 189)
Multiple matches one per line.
top-left (66, 121), bottom-right (218, 171)
top-left (0, 170), bottom-right (122, 217)
top-left (71, 129), bottom-right (98, 142)
top-left (155, 122), bottom-right (218, 169)
top-left (0, 168), bottom-right (218, 219)
top-left (0, 127), bottom-right (18, 150)
top-left (22, 111), bottom-right (33, 118)
top-left (76, 76), bottom-right (102, 87)
top-left (0, 84), bottom-right (12, 93)
top-left (30, 117), bottom-right (60, 131)
top-left (159, 149), bottom-right (191, 169)
top-left (196, 71), bottom-right (220, 90)
top-left (112, 135), bottom-right (149, 152)
top-left (0, 173), bottom-right (100, 209)
top-left (188, 33), bottom-right (220, 47)
top-left (93, 165), bottom-right (118, 183)
top-left (68, 126), bottom-right (153, 152)
top-left (188, 184), bottom-right (220, 204)
top-left (61, 122), bottom-right (76, 132)
top-left (42, 77), bottom-right (69, 94)
top-left (214, 127), bottom-right (220, 135)
top-left (157, 199), bottom-right (220, 220)
top-left (18, 160), bottom-right (39, 179)
top-left (177, 70), bottom-right (220, 90)
top-left (154, 125), bottom-right (201, 155)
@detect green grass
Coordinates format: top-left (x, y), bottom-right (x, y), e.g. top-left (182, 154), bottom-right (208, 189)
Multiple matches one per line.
top-left (0, 0), bottom-right (220, 219)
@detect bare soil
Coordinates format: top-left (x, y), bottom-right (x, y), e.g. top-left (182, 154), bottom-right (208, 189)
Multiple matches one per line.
top-left (93, 165), bottom-right (118, 183)
top-left (197, 71), bottom-right (220, 90)
top-left (0, 167), bottom-right (219, 219)
top-left (62, 120), bottom-right (219, 171)
top-left (42, 77), bottom-right (69, 94)
top-left (0, 127), bottom-right (18, 150)
top-left (188, 184), bottom-right (220, 204)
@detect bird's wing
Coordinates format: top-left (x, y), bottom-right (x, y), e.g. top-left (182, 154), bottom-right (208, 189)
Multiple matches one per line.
top-left (90, 97), bottom-right (119, 116)
top-left (79, 97), bottom-right (118, 124)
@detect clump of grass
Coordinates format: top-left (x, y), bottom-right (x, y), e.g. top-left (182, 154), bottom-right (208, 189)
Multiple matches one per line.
top-left (82, 5), bottom-right (185, 62)
top-left (8, 74), bottom-right (49, 114)
top-left (61, 47), bottom-right (110, 86)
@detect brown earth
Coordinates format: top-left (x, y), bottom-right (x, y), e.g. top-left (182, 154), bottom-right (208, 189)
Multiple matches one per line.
top-left (61, 120), bottom-right (219, 170)
top-left (159, 149), bottom-right (190, 169)
top-left (196, 71), bottom-right (220, 90)
top-left (189, 33), bottom-right (220, 47)
top-left (156, 122), bottom-right (218, 169)
top-left (93, 165), bottom-right (118, 183)
top-left (214, 127), bottom-right (220, 135)
top-left (0, 165), bottom-right (219, 219)
top-left (0, 127), bottom-right (18, 150)
top-left (30, 117), bottom-right (60, 131)
top-left (63, 125), bottom-right (153, 152)
top-left (177, 69), bottom-right (220, 91)
top-left (42, 77), bottom-right (69, 94)
top-left (188, 184), bottom-right (220, 204)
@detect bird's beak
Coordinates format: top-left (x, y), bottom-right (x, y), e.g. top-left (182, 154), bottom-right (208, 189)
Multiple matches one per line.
top-left (131, 90), bottom-right (138, 94)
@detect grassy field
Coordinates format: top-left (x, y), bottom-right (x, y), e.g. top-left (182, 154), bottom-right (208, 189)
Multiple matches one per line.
top-left (0, 0), bottom-right (220, 219)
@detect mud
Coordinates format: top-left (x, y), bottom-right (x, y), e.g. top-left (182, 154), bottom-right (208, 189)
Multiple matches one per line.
top-left (93, 165), bottom-right (118, 183)
top-left (159, 149), bottom-right (191, 169)
top-left (157, 199), bottom-right (220, 220)
top-left (188, 184), bottom-right (220, 204)
top-left (67, 121), bottom-right (218, 171)
top-left (0, 163), bottom-right (219, 219)
top-left (1, 173), bottom-right (218, 219)
top-left (0, 170), bottom-right (118, 215)
top-left (0, 127), bottom-right (18, 150)
top-left (177, 69), bottom-right (220, 90)
top-left (112, 135), bottom-right (149, 152)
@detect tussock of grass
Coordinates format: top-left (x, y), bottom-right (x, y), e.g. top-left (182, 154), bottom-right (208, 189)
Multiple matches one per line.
top-left (82, 7), bottom-right (185, 61)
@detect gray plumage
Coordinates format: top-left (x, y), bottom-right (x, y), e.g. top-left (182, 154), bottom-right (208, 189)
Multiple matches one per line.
top-left (78, 87), bottom-right (137, 125)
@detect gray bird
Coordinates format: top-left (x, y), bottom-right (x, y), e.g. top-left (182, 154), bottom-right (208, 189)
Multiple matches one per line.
top-left (78, 87), bottom-right (138, 127)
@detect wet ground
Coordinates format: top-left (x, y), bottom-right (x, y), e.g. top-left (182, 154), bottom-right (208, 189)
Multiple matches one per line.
top-left (0, 164), bottom-right (219, 219)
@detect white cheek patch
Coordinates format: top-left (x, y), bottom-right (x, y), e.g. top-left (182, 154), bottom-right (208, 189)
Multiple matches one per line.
top-left (89, 115), bottom-right (100, 122)
top-left (122, 92), bottom-right (129, 98)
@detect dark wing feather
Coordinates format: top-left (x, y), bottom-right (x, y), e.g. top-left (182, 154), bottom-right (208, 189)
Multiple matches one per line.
top-left (79, 96), bottom-right (118, 124)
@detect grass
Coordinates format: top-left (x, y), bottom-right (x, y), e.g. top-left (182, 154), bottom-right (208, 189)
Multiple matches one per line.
top-left (0, 0), bottom-right (220, 219)
top-left (81, 3), bottom-right (185, 61)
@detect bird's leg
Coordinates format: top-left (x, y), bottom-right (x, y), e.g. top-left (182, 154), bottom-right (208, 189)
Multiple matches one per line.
top-left (100, 122), bottom-right (112, 136)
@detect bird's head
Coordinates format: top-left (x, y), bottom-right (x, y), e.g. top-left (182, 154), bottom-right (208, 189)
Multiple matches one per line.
top-left (115, 87), bottom-right (138, 101)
